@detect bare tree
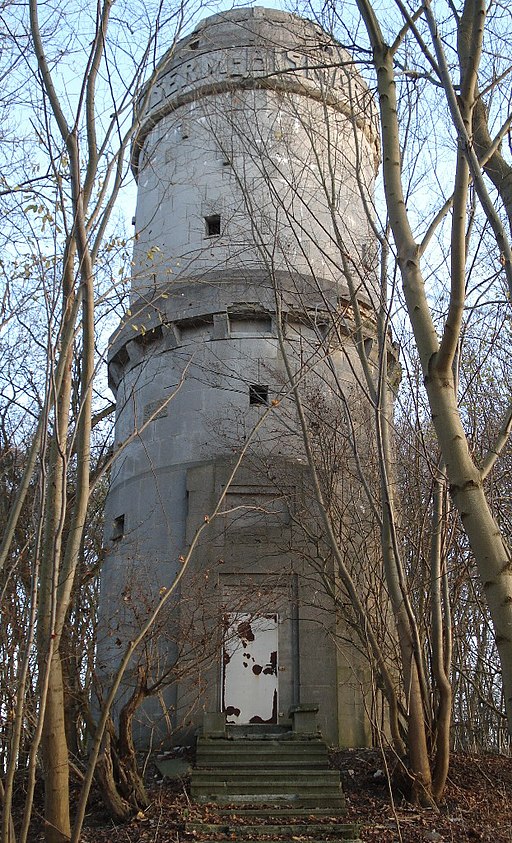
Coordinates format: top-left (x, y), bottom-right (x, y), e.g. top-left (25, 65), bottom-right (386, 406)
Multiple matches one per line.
top-left (0, 0), bottom-right (209, 840)
top-left (350, 0), bottom-right (512, 737)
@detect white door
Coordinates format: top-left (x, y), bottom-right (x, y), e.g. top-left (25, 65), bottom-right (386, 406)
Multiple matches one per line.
top-left (222, 613), bottom-right (278, 724)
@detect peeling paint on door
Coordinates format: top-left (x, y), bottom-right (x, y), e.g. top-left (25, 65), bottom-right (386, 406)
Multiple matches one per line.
top-left (222, 613), bottom-right (278, 724)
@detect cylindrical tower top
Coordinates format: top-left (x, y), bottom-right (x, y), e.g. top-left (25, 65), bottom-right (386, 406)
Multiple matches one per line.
top-left (132, 8), bottom-right (379, 176)
top-left (127, 6), bottom-right (380, 311)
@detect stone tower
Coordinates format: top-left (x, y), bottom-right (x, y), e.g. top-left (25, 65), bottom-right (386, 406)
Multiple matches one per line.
top-left (100, 7), bottom-right (382, 747)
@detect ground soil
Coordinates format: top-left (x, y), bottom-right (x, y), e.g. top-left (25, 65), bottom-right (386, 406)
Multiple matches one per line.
top-left (30, 750), bottom-right (512, 842)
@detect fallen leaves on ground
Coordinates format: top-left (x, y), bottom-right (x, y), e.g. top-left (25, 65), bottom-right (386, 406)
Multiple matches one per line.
top-left (29, 750), bottom-right (512, 842)
top-left (338, 749), bottom-right (512, 842)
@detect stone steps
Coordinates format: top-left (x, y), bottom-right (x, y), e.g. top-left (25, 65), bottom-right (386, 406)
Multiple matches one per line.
top-left (188, 724), bottom-right (353, 840)
top-left (217, 808), bottom-right (345, 816)
top-left (193, 769), bottom-right (340, 781)
top-left (196, 741), bottom-right (329, 763)
top-left (195, 759), bottom-right (329, 768)
top-left (184, 837), bottom-right (361, 842)
top-left (197, 740), bottom-right (328, 750)
top-left (192, 772), bottom-right (342, 792)
top-left (195, 740), bottom-right (329, 760)
top-left (196, 741), bottom-right (328, 762)
top-left (184, 809), bottom-right (361, 842)
top-left (191, 736), bottom-right (345, 808)
top-left (186, 822), bottom-right (358, 835)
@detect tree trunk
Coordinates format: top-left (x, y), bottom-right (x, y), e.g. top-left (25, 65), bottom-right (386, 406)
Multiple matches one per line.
top-left (426, 369), bottom-right (512, 732)
top-left (37, 326), bottom-right (73, 843)
top-left (378, 377), bottom-right (436, 805)
top-left (402, 658), bottom-right (435, 807)
top-left (95, 732), bottom-right (134, 824)
top-left (117, 674), bottom-right (149, 810)
top-left (41, 651), bottom-right (71, 843)
top-left (93, 676), bottom-right (149, 823)
top-left (431, 476), bottom-right (452, 799)
top-left (0, 779), bottom-right (16, 843)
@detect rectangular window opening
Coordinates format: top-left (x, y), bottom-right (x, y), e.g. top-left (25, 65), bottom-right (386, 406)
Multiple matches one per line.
top-left (249, 384), bottom-right (269, 406)
top-left (205, 214), bottom-right (221, 237)
top-left (229, 315), bottom-right (272, 335)
top-left (112, 514), bottom-right (125, 542)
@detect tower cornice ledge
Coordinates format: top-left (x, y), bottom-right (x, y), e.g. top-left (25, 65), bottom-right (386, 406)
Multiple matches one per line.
top-left (108, 269), bottom-right (364, 362)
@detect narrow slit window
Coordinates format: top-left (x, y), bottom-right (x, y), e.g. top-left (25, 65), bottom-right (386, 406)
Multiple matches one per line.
top-left (249, 384), bottom-right (269, 406)
top-left (205, 214), bottom-right (221, 237)
top-left (112, 514), bottom-right (125, 542)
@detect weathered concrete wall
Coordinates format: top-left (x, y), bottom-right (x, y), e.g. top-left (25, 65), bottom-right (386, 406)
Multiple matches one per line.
top-left (98, 7), bottom-right (385, 748)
